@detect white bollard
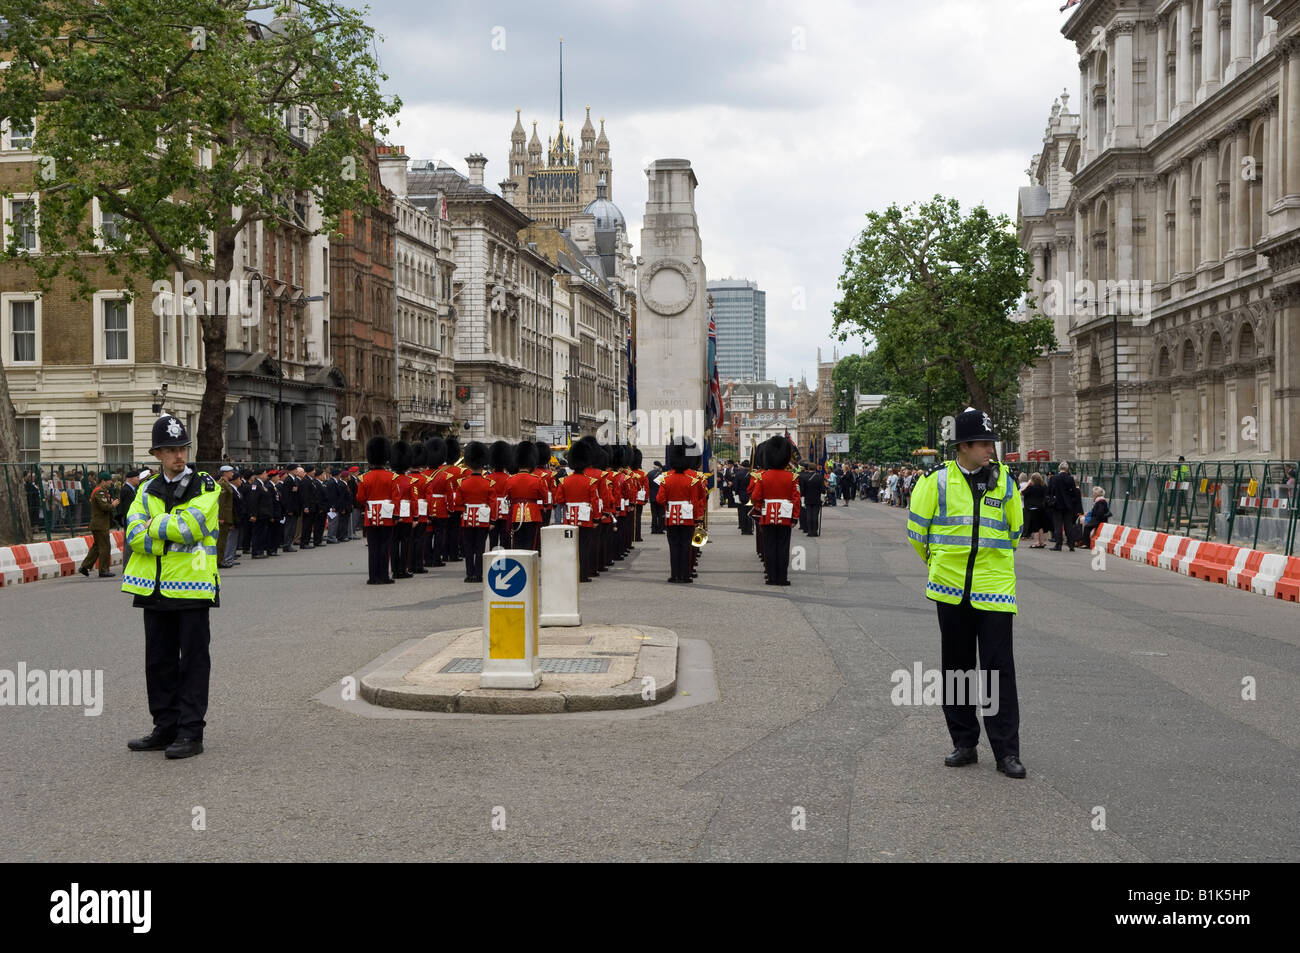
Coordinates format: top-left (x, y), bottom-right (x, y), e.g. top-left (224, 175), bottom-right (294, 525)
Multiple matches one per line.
top-left (480, 550), bottom-right (541, 689)
top-left (539, 524), bottom-right (581, 627)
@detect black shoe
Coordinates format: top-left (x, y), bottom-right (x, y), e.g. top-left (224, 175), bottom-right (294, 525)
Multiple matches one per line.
top-left (996, 756), bottom-right (1026, 778)
top-left (380, 578), bottom-right (395, 584)
top-left (326, 539), bottom-right (337, 544)
top-left (944, 746), bottom-right (978, 767)
top-left (1051, 546), bottom-right (1061, 551)
top-left (127, 728), bottom-right (176, 751)
top-left (164, 737), bottom-right (203, 760)
top-left (78, 566), bottom-right (90, 577)
top-left (252, 554), bottom-right (268, 559)
top-left (411, 568), bottom-right (428, 574)
top-left (219, 562), bottom-right (235, 569)
top-left (301, 543), bottom-right (314, 549)
top-left (282, 546), bottom-right (297, 553)
top-left (98, 571), bottom-right (115, 577)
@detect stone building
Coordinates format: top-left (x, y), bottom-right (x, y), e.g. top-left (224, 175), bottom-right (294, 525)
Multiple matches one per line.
top-left (378, 144), bottom-right (457, 443)
top-left (1020, 0), bottom-right (1300, 460)
top-left (722, 380), bottom-right (794, 459)
top-left (507, 106), bottom-right (612, 229)
top-left (330, 136), bottom-right (397, 460)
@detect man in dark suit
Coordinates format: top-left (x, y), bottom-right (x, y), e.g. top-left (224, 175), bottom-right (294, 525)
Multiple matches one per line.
top-left (1048, 463), bottom-right (1081, 552)
top-left (799, 462), bottom-right (824, 537)
top-left (280, 466), bottom-right (301, 552)
top-left (298, 466), bottom-right (319, 548)
top-left (248, 467), bottom-right (272, 558)
top-left (734, 458), bottom-right (753, 535)
top-left (236, 468), bottom-right (254, 555)
top-left (647, 461), bottom-right (665, 534)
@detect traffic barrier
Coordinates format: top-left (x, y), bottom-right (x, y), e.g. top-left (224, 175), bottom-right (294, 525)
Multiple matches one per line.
top-left (1173, 539), bottom-right (1203, 575)
top-left (1155, 534), bottom-right (1189, 569)
top-left (1110, 527), bottom-right (1140, 558)
top-left (1129, 529), bottom-right (1158, 563)
top-left (24, 542), bottom-right (65, 580)
top-left (0, 529), bottom-right (126, 589)
top-left (47, 540), bottom-right (76, 576)
top-left (1250, 554), bottom-right (1291, 597)
top-left (1227, 549), bottom-right (1265, 590)
top-left (1188, 543), bottom-right (1236, 584)
top-left (1145, 532), bottom-right (1171, 566)
top-left (1094, 523), bottom-right (1119, 550)
top-left (0, 547), bottom-right (24, 587)
top-left (1276, 558), bottom-right (1300, 602)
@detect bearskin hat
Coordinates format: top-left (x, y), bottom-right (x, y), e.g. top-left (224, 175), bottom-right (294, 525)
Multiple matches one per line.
top-left (753, 440), bottom-right (769, 471)
top-left (390, 440), bottom-right (412, 473)
top-left (632, 447), bottom-right (643, 469)
top-left (607, 444), bottom-right (625, 469)
top-left (666, 439), bottom-right (689, 473)
top-left (425, 437), bottom-right (447, 469)
top-left (566, 439), bottom-right (590, 472)
top-left (489, 440), bottom-right (512, 473)
top-left (366, 436), bottom-right (390, 467)
top-left (444, 436), bottom-right (461, 464)
top-left (409, 441), bottom-right (427, 471)
top-left (766, 436), bottom-right (793, 470)
top-left (592, 444), bottom-right (609, 470)
top-left (464, 441), bottom-right (489, 471)
top-left (514, 440), bottom-right (538, 473)
top-left (535, 441), bottom-right (552, 468)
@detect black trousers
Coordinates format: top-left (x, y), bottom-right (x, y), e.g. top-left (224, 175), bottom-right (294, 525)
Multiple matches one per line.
top-left (601, 521), bottom-right (614, 567)
top-left (282, 513), bottom-right (299, 548)
top-left (737, 501), bottom-right (753, 534)
top-left (666, 525), bottom-right (692, 581)
top-left (448, 514), bottom-right (464, 560)
top-left (143, 607), bottom-right (211, 740)
top-left (755, 520), bottom-right (764, 561)
top-left (650, 502), bottom-right (664, 534)
top-left (430, 518), bottom-right (448, 566)
top-left (512, 522), bottom-right (539, 551)
top-left (251, 519), bottom-right (267, 556)
top-left (489, 519), bottom-right (508, 550)
top-left (409, 524), bottom-right (428, 572)
top-left (805, 505), bottom-right (821, 537)
top-left (367, 524), bottom-right (392, 582)
top-left (313, 511), bottom-right (327, 545)
top-left (238, 519), bottom-right (251, 553)
top-left (391, 523), bottom-right (411, 576)
top-left (1051, 511), bottom-right (1078, 549)
top-left (462, 527), bottom-right (487, 579)
top-left (578, 526), bottom-right (596, 580)
top-left (763, 523), bottom-right (792, 583)
top-left (634, 504), bottom-right (644, 541)
top-left (936, 599), bottom-right (1019, 760)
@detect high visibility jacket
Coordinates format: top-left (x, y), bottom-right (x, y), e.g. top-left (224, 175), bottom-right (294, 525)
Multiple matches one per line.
top-left (907, 461), bottom-right (1023, 614)
top-left (121, 469), bottom-right (221, 605)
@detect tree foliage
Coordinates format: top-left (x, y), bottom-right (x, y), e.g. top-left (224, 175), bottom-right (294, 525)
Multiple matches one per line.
top-left (851, 395), bottom-right (926, 463)
top-left (0, 0), bottom-right (400, 458)
top-left (832, 196), bottom-right (1054, 433)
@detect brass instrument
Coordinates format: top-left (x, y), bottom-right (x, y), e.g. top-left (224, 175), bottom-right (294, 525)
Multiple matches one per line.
top-left (691, 471), bottom-right (710, 548)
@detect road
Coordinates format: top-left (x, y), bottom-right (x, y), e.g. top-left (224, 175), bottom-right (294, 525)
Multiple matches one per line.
top-left (1, 499), bottom-right (1296, 862)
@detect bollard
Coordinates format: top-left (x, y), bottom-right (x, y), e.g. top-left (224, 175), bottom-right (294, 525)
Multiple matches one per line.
top-left (539, 524), bottom-right (581, 627)
top-left (481, 550), bottom-right (541, 689)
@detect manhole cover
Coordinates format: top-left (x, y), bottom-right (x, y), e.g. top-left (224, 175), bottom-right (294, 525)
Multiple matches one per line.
top-left (439, 657), bottom-right (611, 674)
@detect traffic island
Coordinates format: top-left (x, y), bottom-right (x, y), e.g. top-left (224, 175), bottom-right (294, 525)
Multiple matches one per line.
top-left (359, 624), bottom-right (679, 714)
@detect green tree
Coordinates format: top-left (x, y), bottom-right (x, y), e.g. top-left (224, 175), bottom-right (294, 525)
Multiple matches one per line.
top-left (851, 396), bottom-right (926, 462)
top-left (832, 196), bottom-right (1054, 432)
top-left (0, 0), bottom-right (399, 459)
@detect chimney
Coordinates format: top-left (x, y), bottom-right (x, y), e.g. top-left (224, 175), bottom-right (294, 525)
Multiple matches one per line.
top-left (376, 143), bottom-right (409, 199)
top-left (466, 153), bottom-right (488, 187)
top-left (500, 179), bottom-right (518, 206)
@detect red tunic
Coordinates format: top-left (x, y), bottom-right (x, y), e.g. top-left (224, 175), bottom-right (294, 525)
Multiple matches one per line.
top-left (392, 473), bottom-right (416, 524)
top-left (456, 473), bottom-right (495, 528)
top-left (504, 472), bottom-right (546, 524)
top-left (656, 472), bottom-right (699, 526)
top-left (356, 468), bottom-right (397, 527)
top-left (556, 473), bottom-right (600, 527)
top-left (444, 464), bottom-right (466, 512)
top-left (486, 471), bottom-right (511, 522)
top-left (425, 466), bottom-right (453, 519)
top-left (750, 469), bottom-right (800, 526)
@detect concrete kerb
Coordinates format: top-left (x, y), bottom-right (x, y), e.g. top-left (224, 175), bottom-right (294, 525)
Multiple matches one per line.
top-left (360, 623), bottom-right (679, 714)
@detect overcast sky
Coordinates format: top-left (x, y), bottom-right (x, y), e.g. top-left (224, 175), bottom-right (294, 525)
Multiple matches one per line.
top-left (364, 0), bottom-right (1080, 391)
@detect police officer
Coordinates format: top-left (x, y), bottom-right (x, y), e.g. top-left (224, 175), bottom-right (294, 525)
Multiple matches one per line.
top-left (123, 414), bottom-right (220, 760)
top-left (906, 407), bottom-right (1026, 779)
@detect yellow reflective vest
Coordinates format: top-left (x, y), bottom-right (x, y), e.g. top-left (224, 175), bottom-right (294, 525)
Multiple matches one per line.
top-left (906, 461), bottom-right (1022, 613)
top-left (121, 469), bottom-right (221, 604)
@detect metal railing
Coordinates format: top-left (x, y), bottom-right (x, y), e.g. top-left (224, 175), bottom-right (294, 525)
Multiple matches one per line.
top-left (1002, 458), bottom-right (1299, 555)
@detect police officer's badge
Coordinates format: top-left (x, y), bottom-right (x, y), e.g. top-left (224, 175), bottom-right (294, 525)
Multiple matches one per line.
top-left (166, 418), bottom-right (182, 438)
top-left (981, 412), bottom-right (993, 434)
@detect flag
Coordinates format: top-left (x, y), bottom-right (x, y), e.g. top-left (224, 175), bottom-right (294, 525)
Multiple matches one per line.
top-left (1059, 0), bottom-right (1080, 11)
top-left (707, 305), bottom-right (723, 428)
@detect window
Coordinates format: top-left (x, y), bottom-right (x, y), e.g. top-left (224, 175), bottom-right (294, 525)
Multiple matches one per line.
top-left (4, 297), bottom-right (38, 364)
top-left (6, 195), bottom-right (38, 251)
top-left (17, 417), bottom-right (41, 463)
top-left (95, 196), bottom-right (126, 247)
top-left (4, 116), bottom-right (33, 151)
top-left (103, 412), bottom-right (133, 463)
top-left (180, 310), bottom-right (193, 367)
top-left (94, 292), bottom-right (134, 364)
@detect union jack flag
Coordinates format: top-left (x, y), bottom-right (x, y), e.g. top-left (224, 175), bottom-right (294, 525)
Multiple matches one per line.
top-left (707, 306), bottom-right (723, 428)
top-left (1059, 0), bottom-right (1081, 11)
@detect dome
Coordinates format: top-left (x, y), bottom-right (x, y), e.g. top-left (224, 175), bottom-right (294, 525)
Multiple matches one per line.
top-left (583, 178), bottom-right (624, 231)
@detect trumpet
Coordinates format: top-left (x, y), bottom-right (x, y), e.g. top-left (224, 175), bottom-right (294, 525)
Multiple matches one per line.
top-left (691, 474), bottom-right (710, 548)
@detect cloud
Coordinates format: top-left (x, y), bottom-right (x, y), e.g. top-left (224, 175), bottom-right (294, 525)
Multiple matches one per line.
top-left (367, 0), bottom-right (1079, 392)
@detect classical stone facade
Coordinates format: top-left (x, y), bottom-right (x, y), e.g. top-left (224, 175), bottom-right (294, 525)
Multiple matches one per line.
top-left (378, 144), bottom-right (457, 443)
top-left (1017, 0), bottom-right (1300, 461)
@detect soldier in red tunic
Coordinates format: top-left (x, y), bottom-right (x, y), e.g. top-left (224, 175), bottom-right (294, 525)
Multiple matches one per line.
top-left (486, 441), bottom-right (513, 550)
top-left (656, 439), bottom-right (697, 584)
top-left (406, 442), bottom-right (429, 575)
top-left (631, 448), bottom-right (648, 542)
top-left (533, 441), bottom-right (556, 528)
top-left (556, 440), bottom-right (600, 582)
top-left (505, 441), bottom-right (547, 551)
top-left (442, 437), bottom-right (465, 564)
top-left (389, 441), bottom-right (414, 580)
top-left (423, 437), bottom-right (450, 568)
top-left (750, 436), bottom-right (801, 586)
top-left (355, 437), bottom-right (396, 585)
top-left (454, 441), bottom-right (494, 582)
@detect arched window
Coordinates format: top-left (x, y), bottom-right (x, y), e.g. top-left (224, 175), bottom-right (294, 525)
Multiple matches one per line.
top-left (1208, 331), bottom-right (1224, 366)
top-left (1249, 123), bottom-right (1265, 246)
top-left (1158, 346), bottom-right (1172, 377)
top-left (1237, 323), bottom-right (1256, 360)
top-left (1181, 339), bottom-right (1196, 371)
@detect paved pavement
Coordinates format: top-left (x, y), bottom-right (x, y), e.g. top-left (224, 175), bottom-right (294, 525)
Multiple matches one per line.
top-left (1, 501), bottom-right (1296, 862)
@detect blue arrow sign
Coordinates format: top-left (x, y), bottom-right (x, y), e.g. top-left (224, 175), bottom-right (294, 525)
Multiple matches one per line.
top-left (487, 557), bottom-right (526, 597)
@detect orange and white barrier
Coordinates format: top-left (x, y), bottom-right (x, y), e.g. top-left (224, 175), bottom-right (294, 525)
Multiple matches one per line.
top-left (0, 530), bottom-right (124, 588)
top-left (1088, 524), bottom-right (1297, 605)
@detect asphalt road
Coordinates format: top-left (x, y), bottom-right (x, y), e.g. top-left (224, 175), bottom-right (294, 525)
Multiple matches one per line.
top-left (2, 500), bottom-right (1296, 862)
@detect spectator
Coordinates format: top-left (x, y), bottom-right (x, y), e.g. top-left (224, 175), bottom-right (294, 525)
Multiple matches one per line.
top-left (1082, 486), bottom-right (1112, 550)
top-left (1049, 463), bottom-right (1083, 552)
top-left (23, 470), bottom-right (43, 528)
top-left (1021, 472), bottom-right (1049, 548)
